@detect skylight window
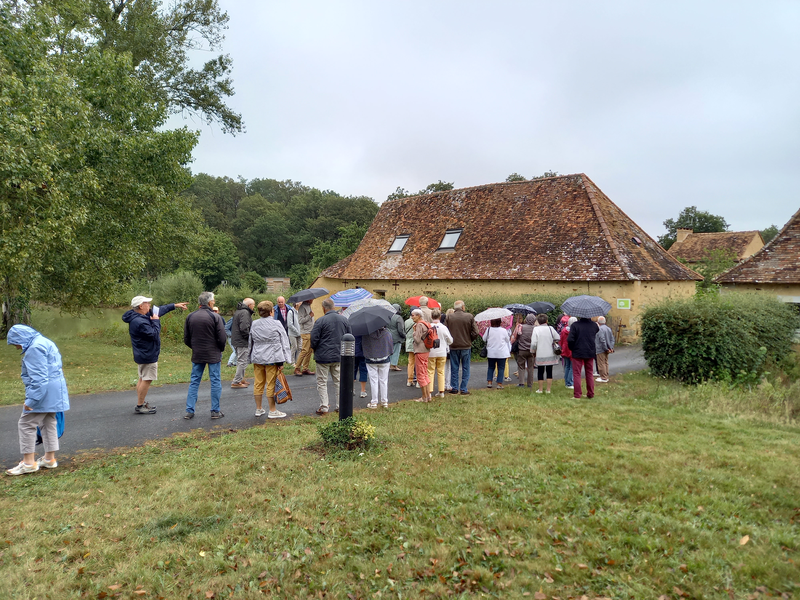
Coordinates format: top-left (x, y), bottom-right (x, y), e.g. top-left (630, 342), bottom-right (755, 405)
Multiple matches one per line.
top-left (388, 235), bottom-right (409, 253)
top-left (438, 229), bottom-right (463, 250)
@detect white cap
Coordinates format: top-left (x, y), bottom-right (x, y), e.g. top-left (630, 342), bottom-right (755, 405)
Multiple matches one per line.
top-left (131, 296), bottom-right (153, 308)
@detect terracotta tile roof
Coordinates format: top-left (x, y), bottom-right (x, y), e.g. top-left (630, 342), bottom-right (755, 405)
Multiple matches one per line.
top-left (321, 174), bottom-right (701, 282)
top-left (716, 207), bottom-right (800, 284)
top-left (668, 231), bottom-right (763, 263)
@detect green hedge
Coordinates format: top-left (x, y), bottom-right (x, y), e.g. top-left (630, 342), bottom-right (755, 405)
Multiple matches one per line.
top-left (641, 294), bottom-right (800, 384)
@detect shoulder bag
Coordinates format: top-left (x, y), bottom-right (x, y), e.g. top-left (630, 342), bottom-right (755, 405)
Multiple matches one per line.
top-left (275, 369), bottom-right (293, 404)
top-left (551, 327), bottom-right (562, 356)
top-left (479, 327), bottom-right (489, 358)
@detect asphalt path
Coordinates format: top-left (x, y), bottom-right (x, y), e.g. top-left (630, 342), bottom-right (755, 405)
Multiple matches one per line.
top-left (1, 345), bottom-right (645, 469)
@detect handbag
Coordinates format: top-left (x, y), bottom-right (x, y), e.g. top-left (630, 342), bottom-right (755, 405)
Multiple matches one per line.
top-left (510, 324), bottom-right (520, 354)
top-left (275, 370), bottom-right (293, 404)
top-left (551, 328), bottom-right (562, 356)
top-left (479, 327), bottom-right (490, 358)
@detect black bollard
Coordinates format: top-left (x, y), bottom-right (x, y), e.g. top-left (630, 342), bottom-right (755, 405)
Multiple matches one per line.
top-left (338, 333), bottom-right (355, 420)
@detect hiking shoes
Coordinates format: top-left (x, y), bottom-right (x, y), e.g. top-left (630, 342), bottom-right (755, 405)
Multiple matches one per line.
top-left (6, 461), bottom-right (38, 476)
top-left (36, 457), bottom-right (58, 469)
top-left (210, 411), bottom-right (224, 419)
top-left (184, 411), bottom-right (194, 420)
top-left (134, 402), bottom-right (157, 414)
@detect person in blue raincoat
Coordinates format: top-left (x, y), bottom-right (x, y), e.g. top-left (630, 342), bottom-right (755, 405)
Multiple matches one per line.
top-left (5, 325), bottom-right (70, 476)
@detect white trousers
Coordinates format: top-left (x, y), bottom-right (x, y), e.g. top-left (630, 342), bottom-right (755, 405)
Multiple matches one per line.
top-left (366, 362), bottom-right (390, 405)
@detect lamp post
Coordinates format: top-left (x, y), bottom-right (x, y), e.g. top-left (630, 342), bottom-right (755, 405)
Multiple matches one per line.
top-left (338, 333), bottom-right (355, 420)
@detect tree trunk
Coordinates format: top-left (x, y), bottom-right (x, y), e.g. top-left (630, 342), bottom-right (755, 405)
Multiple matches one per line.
top-left (1, 282), bottom-right (31, 336)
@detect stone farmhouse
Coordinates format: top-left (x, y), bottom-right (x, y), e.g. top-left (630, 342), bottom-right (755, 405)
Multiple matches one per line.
top-left (313, 174), bottom-right (701, 340)
top-left (668, 229), bottom-right (764, 265)
top-left (716, 206), bottom-right (800, 306)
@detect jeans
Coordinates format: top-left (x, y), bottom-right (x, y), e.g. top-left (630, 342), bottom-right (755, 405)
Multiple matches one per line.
top-left (186, 362), bottom-right (222, 414)
top-left (487, 357), bottom-right (506, 385)
top-left (354, 356), bottom-right (368, 382)
top-left (563, 357), bottom-right (574, 387)
top-left (450, 349), bottom-right (471, 392)
top-left (390, 342), bottom-right (402, 367)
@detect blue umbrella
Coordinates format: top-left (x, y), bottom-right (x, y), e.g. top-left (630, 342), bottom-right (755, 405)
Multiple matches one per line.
top-left (560, 295), bottom-right (611, 319)
top-left (330, 288), bottom-right (373, 307)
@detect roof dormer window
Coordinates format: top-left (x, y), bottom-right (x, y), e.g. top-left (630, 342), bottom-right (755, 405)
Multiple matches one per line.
top-left (388, 234), bottom-right (409, 253)
top-left (438, 228), bottom-right (463, 250)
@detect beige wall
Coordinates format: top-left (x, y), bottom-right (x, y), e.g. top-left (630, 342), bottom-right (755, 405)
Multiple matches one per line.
top-left (720, 283), bottom-right (800, 302)
top-left (312, 277), bottom-right (697, 341)
top-left (741, 236), bottom-right (765, 260)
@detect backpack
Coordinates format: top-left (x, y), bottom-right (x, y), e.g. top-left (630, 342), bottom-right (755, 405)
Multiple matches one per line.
top-left (423, 322), bottom-right (440, 350)
top-left (225, 316), bottom-right (233, 336)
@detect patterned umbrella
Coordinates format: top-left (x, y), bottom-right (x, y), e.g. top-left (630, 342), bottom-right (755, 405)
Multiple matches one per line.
top-left (477, 314), bottom-right (514, 336)
top-left (342, 298), bottom-right (396, 318)
top-left (560, 295), bottom-right (612, 319)
top-left (405, 295), bottom-right (442, 309)
top-left (287, 287), bottom-right (329, 303)
top-left (329, 288), bottom-right (373, 307)
top-left (504, 303), bottom-right (536, 315)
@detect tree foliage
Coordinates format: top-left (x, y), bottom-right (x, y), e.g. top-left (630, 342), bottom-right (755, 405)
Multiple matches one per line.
top-left (386, 181), bottom-right (455, 201)
top-left (760, 225), bottom-right (779, 244)
top-left (0, 2), bottom-right (236, 330)
top-left (659, 206), bottom-right (729, 249)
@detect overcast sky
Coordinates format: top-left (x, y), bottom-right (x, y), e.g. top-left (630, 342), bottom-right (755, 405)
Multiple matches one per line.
top-left (179, 1), bottom-right (800, 240)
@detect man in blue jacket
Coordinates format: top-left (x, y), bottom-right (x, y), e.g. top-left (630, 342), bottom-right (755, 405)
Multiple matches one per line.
top-left (122, 295), bottom-right (187, 414)
top-left (6, 325), bottom-right (70, 475)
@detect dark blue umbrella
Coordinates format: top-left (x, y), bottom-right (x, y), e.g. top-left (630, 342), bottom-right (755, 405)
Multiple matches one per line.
top-left (330, 288), bottom-right (373, 307)
top-left (527, 301), bottom-right (556, 314)
top-left (348, 305), bottom-right (394, 336)
top-left (560, 295), bottom-right (611, 318)
top-left (504, 303), bottom-right (536, 315)
top-left (288, 287), bottom-right (329, 303)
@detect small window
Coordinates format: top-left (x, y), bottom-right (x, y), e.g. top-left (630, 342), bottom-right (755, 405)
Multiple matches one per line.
top-left (388, 235), bottom-right (409, 253)
top-left (438, 229), bottom-right (463, 250)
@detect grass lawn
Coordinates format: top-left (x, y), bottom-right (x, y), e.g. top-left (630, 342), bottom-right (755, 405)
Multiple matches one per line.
top-left (1, 372), bottom-right (798, 599)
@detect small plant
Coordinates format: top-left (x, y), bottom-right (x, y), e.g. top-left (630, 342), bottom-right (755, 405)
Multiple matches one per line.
top-left (317, 416), bottom-right (375, 450)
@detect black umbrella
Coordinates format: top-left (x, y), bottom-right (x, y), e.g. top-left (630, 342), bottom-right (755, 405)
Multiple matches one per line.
top-left (287, 287), bottom-right (329, 303)
top-left (504, 303), bottom-right (536, 315)
top-left (527, 301), bottom-right (556, 314)
top-left (348, 305), bottom-right (395, 336)
top-left (560, 295), bottom-right (612, 319)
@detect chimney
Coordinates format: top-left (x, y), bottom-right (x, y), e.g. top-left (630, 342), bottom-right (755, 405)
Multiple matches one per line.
top-left (676, 228), bottom-right (692, 243)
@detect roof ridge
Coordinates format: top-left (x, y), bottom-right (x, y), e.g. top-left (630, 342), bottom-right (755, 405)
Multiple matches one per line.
top-left (581, 176), bottom-right (633, 280)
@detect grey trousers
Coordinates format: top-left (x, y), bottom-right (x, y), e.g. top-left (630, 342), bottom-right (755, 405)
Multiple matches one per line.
top-left (232, 346), bottom-right (249, 383)
top-left (18, 411), bottom-right (58, 454)
top-left (316, 363), bottom-right (340, 409)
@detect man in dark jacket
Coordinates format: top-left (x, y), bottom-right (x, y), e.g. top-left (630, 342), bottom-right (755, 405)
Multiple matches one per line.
top-left (447, 300), bottom-right (480, 395)
top-left (183, 291), bottom-right (228, 419)
top-left (567, 317), bottom-right (600, 400)
top-left (230, 298), bottom-right (254, 388)
top-left (309, 298), bottom-right (352, 414)
top-left (122, 295), bottom-right (187, 414)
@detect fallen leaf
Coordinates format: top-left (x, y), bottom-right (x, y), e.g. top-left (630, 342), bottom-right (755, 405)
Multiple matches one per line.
top-left (206, 592), bottom-right (215, 599)
top-left (679, 564), bottom-right (688, 573)
top-left (108, 584), bottom-right (122, 590)
top-left (199, 551), bottom-right (206, 557)
top-left (133, 592), bottom-right (147, 596)
top-left (534, 592), bottom-right (547, 600)
top-left (740, 535), bottom-right (750, 546)
top-left (577, 563), bottom-right (588, 569)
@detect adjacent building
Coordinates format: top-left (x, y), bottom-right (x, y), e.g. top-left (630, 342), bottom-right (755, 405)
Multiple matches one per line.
top-left (668, 229), bottom-right (764, 265)
top-left (313, 174), bottom-right (701, 340)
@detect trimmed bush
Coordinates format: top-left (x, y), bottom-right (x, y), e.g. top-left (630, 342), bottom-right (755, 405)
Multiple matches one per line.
top-left (317, 416), bottom-right (375, 451)
top-left (641, 293), bottom-right (800, 384)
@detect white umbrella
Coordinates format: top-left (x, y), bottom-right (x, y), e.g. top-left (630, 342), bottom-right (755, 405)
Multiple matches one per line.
top-left (474, 307), bottom-right (513, 322)
top-left (342, 298), bottom-right (396, 319)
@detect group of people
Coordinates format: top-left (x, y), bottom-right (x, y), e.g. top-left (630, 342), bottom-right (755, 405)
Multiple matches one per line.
top-left (5, 291), bottom-right (616, 476)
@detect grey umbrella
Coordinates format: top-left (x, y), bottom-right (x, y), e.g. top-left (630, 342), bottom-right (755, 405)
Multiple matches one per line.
top-left (560, 295), bottom-right (612, 318)
top-left (287, 288), bottom-right (329, 303)
top-left (504, 303), bottom-right (536, 315)
top-left (348, 305), bottom-right (395, 336)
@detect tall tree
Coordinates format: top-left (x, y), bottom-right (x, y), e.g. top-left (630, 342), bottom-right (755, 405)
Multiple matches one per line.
top-left (0, 1), bottom-right (239, 331)
top-left (659, 206), bottom-right (729, 250)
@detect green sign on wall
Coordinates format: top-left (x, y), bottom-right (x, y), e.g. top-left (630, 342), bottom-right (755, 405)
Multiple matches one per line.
top-left (617, 299), bottom-right (631, 310)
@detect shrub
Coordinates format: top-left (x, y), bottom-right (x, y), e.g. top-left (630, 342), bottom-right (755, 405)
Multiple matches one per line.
top-left (641, 293), bottom-right (800, 384)
top-left (317, 416), bottom-right (375, 451)
top-left (212, 285), bottom-right (282, 315)
top-left (241, 271), bottom-right (267, 293)
top-left (150, 271), bottom-right (204, 305)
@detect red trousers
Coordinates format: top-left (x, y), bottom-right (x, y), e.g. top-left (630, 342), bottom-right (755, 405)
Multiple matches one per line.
top-left (571, 357), bottom-right (595, 399)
